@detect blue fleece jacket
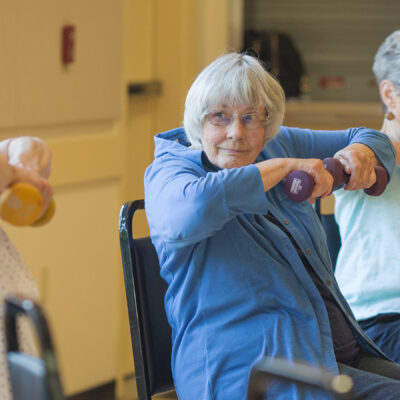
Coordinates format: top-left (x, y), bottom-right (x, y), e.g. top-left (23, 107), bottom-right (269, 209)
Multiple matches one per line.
top-left (144, 126), bottom-right (395, 400)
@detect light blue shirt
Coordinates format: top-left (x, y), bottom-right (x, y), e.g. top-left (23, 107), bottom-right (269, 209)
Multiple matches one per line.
top-left (334, 166), bottom-right (400, 321)
top-left (144, 126), bottom-right (395, 400)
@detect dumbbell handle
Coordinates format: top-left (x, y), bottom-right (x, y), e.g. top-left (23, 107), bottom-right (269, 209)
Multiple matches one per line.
top-left (284, 158), bottom-right (388, 202)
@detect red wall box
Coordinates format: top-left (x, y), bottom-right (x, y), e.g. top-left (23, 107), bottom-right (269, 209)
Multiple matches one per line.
top-left (62, 25), bottom-right (75, 65)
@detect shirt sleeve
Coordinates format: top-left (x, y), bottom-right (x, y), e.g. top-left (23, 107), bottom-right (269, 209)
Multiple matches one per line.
top-left (276, 126), bottom-right (396, 179)
top-left (144, 157), bottom-right (268, 247)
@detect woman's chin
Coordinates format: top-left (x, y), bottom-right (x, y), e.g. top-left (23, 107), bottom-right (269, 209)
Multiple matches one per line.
top-left (220, 160), bottom-right (248, 169)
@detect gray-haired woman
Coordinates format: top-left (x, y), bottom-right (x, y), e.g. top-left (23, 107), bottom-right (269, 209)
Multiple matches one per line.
top-left (145, 52), bottom-right (400, 399)
top-left (335, 30), bottom-right (400, 364)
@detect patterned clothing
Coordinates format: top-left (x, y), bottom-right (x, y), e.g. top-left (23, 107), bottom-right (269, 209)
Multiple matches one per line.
top-left (0, 227), bottom-right (38, 400)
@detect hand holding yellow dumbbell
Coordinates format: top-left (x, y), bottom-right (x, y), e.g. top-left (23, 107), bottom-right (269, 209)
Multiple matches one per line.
top-left (0, 182), bottom-right (55, 227)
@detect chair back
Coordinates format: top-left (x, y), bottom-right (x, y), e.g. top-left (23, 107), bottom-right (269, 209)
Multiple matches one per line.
top-left (119, 200), bottom-right (174, 400)
top-left (315, 198), bottom-right (341, 269)
top-left (5, 295), bottom-right (64, 400)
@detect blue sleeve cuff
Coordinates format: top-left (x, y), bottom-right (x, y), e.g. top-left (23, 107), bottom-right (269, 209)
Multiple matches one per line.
top-left (352, 129), bottom-right (396, 180)
top-left (222, 164), bottom-right (268, 215)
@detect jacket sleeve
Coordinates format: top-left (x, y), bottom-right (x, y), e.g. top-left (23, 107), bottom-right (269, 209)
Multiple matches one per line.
top-left (144, 157), bottom-right (268, 247)
top-left (276, 126), bottom-right (396, 179)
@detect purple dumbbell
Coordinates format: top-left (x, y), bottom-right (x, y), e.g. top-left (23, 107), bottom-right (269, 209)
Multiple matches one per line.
top-left (284, 158), bottom-right (388, 202)
top-left (323, 158), bottom-right (388, 196)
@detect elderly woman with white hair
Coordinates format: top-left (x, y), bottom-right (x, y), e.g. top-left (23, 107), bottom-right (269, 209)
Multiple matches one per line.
top-left (335, 30), bottom-right (400, 364)
top-left (144, 52), bottom-right (400, 399)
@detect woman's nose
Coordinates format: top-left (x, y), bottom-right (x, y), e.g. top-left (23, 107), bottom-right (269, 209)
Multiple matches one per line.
top-left (226, 117), bottom-right (246, 140)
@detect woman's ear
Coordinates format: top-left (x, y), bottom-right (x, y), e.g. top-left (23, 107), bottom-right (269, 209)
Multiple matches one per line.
top-left (379, 80), bottom-right (397, 110)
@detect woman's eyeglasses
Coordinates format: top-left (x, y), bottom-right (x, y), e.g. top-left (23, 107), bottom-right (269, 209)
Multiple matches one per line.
top-left (205, 110), bottom-right (271, 130)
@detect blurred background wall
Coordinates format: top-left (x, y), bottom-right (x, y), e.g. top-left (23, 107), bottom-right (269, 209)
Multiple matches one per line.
top-left (244, 0), bottom-right (400, 102)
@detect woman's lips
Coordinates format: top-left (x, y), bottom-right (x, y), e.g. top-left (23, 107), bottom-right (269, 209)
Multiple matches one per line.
top-left (220, 148), bottom-right (247, 153)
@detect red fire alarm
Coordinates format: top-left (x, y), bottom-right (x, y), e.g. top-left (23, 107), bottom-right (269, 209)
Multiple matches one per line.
top-left (62, 25), bottom-right (75, 65)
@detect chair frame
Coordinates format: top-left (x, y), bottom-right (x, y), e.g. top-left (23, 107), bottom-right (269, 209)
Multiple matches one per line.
top-left (119, 199), bottom-right (174, 400)
top-left (5, 294), bottom-right (64, 400)
top-left (119, 200), bottom-right (150, 399)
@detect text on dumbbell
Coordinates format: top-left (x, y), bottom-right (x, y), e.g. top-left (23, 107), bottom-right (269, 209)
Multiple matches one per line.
top-left (290, 178), bottom-right (303, 195)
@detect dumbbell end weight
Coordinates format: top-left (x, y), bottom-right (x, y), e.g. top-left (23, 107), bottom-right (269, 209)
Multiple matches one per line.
top-left (322, 158), bottom-right (349, 190)
top-left (0, 182), bottom-right (55, 226)
top-left (0, 183), bottom-right (43, 226)
top-left (284, 170), bottom-right (315, 202)
top-left (364, 166), bottom-right (388, 196)
top-left (31, 198), bottom-right (56, 227)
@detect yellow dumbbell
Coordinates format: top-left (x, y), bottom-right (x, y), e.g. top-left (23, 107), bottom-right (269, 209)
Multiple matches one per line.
top-left (0, 182), bottom-right (55, 227)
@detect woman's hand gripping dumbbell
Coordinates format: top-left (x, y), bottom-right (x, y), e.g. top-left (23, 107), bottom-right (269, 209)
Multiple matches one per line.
top-left (284, 158), bottom-right (388, 202)
top-left (0, 160), bottom-right (55, 227)
top-left (0, 137), bottom-right (55, 226)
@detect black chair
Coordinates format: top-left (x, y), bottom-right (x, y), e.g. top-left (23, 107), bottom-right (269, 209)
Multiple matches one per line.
top-left (5, 294), bottom-right (65, 400)
top-left (119, 200), bottom-right (352, 399)
top-left (315, 198), bottom-right (341, 269)
top-left (119, 200), bottom-right (174, 400)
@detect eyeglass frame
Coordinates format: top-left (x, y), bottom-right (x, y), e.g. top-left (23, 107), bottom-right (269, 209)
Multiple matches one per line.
top-left (204, 108), bottom-right (271, 130)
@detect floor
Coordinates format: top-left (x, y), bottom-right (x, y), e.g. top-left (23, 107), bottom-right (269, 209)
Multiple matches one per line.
top-left (67, 382), bottom-right (116, 400)
top-left (122, 376), bottom-right (178, 400)
top-left (66, 377), bottom-right (178, 400)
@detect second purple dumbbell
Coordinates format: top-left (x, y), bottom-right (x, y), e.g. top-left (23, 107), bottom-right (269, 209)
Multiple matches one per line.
top-left (284, 158), bottom-right (388, 202)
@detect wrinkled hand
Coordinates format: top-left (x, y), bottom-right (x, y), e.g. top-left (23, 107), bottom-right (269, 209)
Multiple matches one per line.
top-left (334, 143), bottom-right (379, 190)
top-left (7, 137), bottom-right (52, 179)
top-left (0, 155), bottom-right (16, 194)
top-left (391, 141), bottom-right (400, 165)
top-left (289, 158), bottom-right (334, 204)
